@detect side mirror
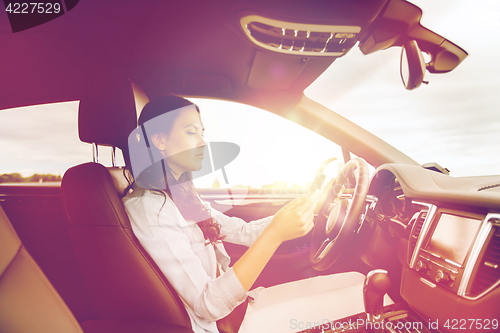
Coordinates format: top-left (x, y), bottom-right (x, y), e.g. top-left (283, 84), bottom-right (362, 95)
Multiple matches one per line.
top-left (400, 40), bottom-right (427, 90)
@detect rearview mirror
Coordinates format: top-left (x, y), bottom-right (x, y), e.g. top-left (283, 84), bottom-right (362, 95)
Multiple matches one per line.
top-left (400, 40), bottom-right (426, 90)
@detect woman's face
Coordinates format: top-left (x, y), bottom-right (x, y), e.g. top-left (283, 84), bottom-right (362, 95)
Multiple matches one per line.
top-left (151, 107), bottom-right (206, 178)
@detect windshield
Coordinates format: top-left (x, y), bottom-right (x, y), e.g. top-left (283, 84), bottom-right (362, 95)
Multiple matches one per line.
top-left (305, 0), bottom-right (500, 177)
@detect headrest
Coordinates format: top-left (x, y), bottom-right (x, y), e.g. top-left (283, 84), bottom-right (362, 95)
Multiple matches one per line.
top-left (61, 163), bottom-right (132, 228)
top-left (78, 78), bottom-right (141, 152)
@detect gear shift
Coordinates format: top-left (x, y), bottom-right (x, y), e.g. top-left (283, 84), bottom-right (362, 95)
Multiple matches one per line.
top-left (363, 269), bottom-right (391, 323)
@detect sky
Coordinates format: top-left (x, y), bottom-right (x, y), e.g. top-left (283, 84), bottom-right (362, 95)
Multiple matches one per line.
top-left (0, 0), bottom-right (498, 185)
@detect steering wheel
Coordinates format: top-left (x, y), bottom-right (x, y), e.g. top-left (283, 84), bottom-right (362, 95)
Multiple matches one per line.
top-left (310, 157), bottom-right (370, 271)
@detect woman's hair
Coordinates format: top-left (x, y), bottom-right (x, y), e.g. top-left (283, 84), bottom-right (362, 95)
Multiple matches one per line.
top-left (132, 95), bottom-right (223, 245)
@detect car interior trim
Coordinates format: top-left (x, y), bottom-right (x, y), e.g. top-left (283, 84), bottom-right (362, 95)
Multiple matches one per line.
top-left (111, 147), bottom-right (116, 168)
top-left (409, 202), bottom-right (437, 269)
top-left (458, 213), bottom-right (499, 298)
top-left (0, 190), bottom-right (61, 198)
top-left (419, 277), bottom-right (436, 289)
top-left (389, 217), bottom-right (408, 230)
top-left (407, 209), bottom-right (425, 266)
top-left (357, 196), bottom-right (377, 234)
top-left (462, 277), bottom-right (500, 301)
top-left (417, 255), bottom-right (459, 275)
top-left (444, 258), bottom-right (462, 269)
top-left (92, 143), bottom-right (98, 163)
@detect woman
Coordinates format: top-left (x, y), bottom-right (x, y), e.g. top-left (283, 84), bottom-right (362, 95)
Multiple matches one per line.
top-left (123, 96), bottom-right (364, 333)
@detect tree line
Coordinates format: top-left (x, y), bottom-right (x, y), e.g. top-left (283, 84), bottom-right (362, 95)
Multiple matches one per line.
top-left (0, 173), bottom-right (62, 183)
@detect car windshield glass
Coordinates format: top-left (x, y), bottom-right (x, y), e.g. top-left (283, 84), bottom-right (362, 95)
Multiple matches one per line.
top-left (305, 0), bottom-right (500, 177)
top-left (187, 98), bottom-right (344, 189)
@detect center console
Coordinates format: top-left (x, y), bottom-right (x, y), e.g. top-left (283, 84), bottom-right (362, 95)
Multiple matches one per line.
top-left (402, 204), bottom-right (500, 332)
top-left (410, 208), bottom-right (483, 293)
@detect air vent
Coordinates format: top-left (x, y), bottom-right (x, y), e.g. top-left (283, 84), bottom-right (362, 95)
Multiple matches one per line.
top-left (240, 15), bottom-right (360, 57)
top-left (470, 227), bottom-right (500, 296)
top-left (408, 210), bottom-right (427, 263)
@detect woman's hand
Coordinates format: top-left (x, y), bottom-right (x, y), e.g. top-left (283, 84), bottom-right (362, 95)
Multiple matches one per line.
top-left (314, 177), bottom-right (336, 214)
top-left (233, 193), bottom-right (319, 291)
top-left (265, 193), bottom-right (319, 244)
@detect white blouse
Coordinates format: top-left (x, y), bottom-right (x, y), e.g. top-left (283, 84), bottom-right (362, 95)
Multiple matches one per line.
top-left (122, 184), bottom-right (273, 333)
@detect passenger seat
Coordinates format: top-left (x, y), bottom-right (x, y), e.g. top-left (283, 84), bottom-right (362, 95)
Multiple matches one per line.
top-left (0, 206), bottom-right (83, 333)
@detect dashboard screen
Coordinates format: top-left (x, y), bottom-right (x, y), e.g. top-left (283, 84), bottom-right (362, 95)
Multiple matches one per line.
top-left (425, 213), bottom-right (482, 265)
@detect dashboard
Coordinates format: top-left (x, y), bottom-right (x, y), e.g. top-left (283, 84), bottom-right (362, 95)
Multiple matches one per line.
top-left (363, 164), bottom-right (500, 332)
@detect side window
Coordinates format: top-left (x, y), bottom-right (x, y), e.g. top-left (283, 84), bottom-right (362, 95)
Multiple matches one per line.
top-left (0, 99), bottom-right (344, 187)
top-left (188, 99), bottom-right (344, 189)
top-left (0, 101), bottom-right (124, 183)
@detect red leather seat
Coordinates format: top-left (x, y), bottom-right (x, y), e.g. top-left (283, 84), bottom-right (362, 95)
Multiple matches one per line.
top-left (61, 162), bottom-right (193, 332)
